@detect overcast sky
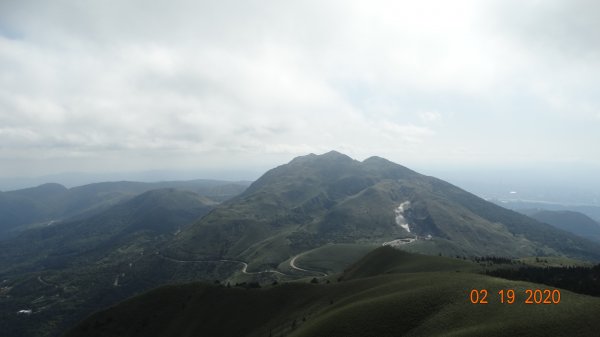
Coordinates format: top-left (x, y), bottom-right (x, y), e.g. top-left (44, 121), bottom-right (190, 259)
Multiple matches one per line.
top-left (1, 0), bottom-right (599, 183)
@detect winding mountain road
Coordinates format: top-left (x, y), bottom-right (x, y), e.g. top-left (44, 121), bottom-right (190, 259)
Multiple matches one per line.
top-left (289, 253), bottom-right (328, 277)
top-left (37, 276), bottom-right (59, 288)
top-left (157, 253), bottom-right (289, 276)
top-left (158, 252), bottom-right (328, 277)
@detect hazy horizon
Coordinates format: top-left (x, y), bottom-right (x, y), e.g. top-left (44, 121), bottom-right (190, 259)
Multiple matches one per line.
top-left (1, 151), bottom-right (599, 208)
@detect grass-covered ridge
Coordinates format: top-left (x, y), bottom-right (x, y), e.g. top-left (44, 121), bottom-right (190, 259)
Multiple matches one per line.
top-left (65, 247), bottom-right (600, 337)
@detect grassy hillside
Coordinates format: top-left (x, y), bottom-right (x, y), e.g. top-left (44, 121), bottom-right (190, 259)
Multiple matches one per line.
top-left (341, 246), bottom-right (480, 280)
top-left (281, 243), bottom-right (379, 275)
top-left (64, 247), bottom-right (600, 337)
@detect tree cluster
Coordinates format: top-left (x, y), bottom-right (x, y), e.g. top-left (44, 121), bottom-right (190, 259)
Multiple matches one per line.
top-left (487, 264), bottom-right (600, 297)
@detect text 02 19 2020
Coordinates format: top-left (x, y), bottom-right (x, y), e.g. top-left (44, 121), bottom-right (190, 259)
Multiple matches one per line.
top-left (469, 288), bottom-right (561, 304)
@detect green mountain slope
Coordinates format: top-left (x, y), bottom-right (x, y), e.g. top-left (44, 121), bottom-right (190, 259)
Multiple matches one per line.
top-left (0, 189), bottom-right (215, 275)
top-left (167, 151), bottom-right (600, 268)
top-left (64, 247), bottom-right (600, 337)
top-left (341, 246), bottom-right (479, 280)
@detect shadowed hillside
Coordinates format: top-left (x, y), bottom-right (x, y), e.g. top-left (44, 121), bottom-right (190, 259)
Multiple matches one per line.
top-left (0, 189), bottom-right (222, 337)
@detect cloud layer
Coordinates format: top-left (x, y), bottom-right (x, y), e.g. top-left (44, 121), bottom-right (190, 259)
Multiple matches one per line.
top-left (1, 0), bottom-right (599, 177)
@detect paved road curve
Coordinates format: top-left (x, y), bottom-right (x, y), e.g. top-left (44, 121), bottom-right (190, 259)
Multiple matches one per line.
top-left (158, 252), bottom-right (328, 277)
top-left (289, 253), bottom-right (328, 277)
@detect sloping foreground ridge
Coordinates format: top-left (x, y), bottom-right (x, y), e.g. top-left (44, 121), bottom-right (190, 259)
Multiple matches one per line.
top-left (64, 247), bottom-right (600, 337)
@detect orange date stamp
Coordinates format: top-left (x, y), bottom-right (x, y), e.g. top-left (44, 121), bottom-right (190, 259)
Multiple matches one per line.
top-left (469, 289), bottom-right (561, 304)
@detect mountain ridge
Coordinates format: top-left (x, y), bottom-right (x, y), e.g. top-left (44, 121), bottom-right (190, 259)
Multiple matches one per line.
top-left (521, 209), bottom-right (600, 243)
top-left (0, 179), bottom-right (250, 239)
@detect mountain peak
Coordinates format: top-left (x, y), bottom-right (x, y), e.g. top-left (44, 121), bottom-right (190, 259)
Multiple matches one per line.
top-left (7, 182), bottom-right (68, 199)
top-left (289, 150), bottom-right (354, 165)
top-left (361, 155), bottom-right (418, 179)
top-left (322, 150), bottom-right (350, 158)
top-left (31, 182), bottom-right (68, 192)
top-left (362, 156), bottom-right (390, 164)
top-left (126, 188), bottom-right (215, 211)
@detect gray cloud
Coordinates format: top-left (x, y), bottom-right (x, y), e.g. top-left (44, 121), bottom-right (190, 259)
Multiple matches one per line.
top-left (0, 0), bottom-right (599, 179)
top-left (494, 0), bottom-right (600, 55)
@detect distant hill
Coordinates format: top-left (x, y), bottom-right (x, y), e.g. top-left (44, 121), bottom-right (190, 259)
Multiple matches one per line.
top-left (63, 247), bottom-right (600, 337)
top-left (491, 199), bottom-right (600, 223)
top-left (0, 188), bottom-right (215, 275)
top-left (520, 209), bottom-right (600, 243)
top-left (0, 179), bottom-right (249, 239)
